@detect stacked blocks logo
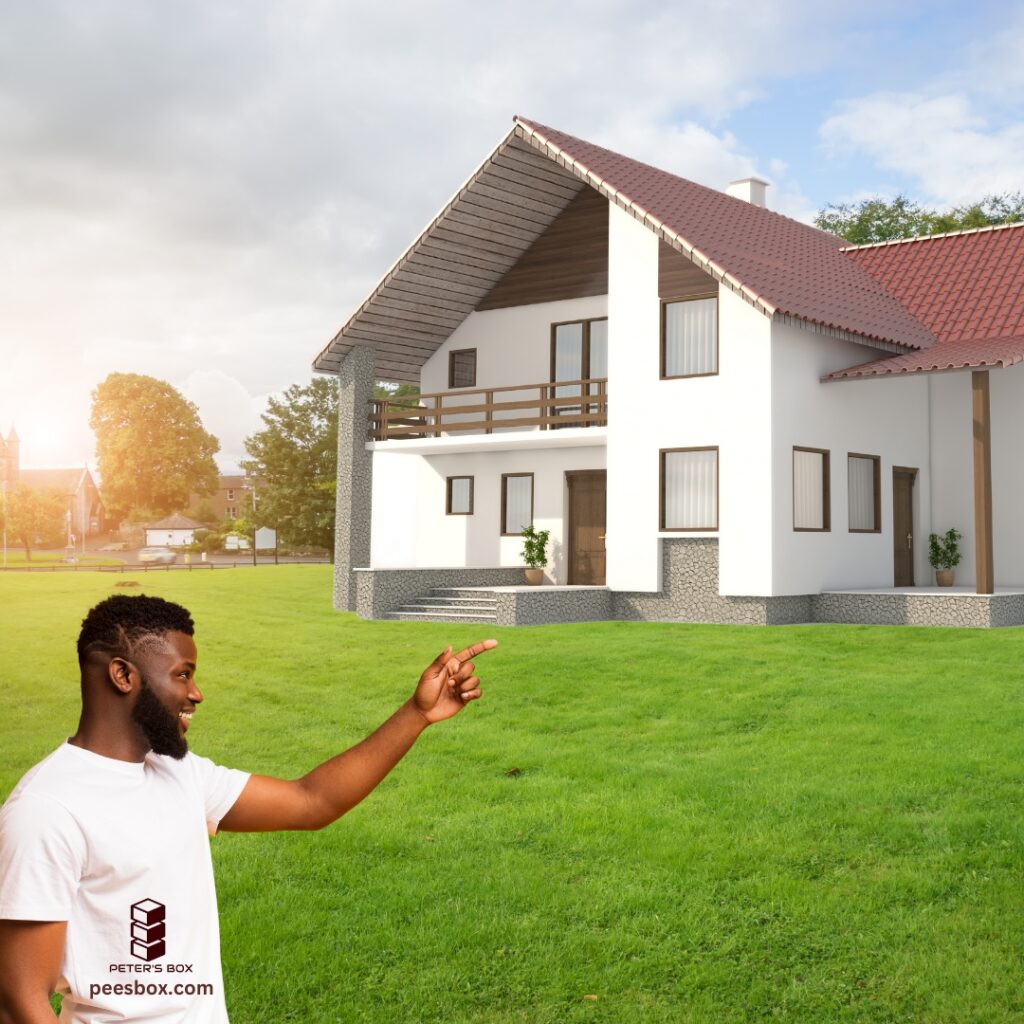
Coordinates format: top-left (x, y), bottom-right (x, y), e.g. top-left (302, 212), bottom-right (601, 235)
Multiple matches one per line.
top-left (130, 899), bottom-right (166, 961)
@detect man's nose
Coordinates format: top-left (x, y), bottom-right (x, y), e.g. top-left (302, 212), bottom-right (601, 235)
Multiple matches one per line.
top-left (189, 682), bottom-right (204, 704)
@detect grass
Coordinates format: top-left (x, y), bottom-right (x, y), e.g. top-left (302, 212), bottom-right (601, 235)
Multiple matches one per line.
top-left (0, 548), bottom-right (123, 567)
top-left (3, 567), bottom-right (1024, 1023)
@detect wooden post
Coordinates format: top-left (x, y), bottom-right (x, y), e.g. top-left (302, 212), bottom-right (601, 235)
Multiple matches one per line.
top-left (485, 390), bottom-right (493, 435)
top-left (972, 370), bottom-right (994, 594)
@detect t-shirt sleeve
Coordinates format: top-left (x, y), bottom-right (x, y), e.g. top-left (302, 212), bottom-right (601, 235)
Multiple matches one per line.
top-left (187, 754), bottom-right (251, 834)
top-left (0, 795), bottom-right (86, 921)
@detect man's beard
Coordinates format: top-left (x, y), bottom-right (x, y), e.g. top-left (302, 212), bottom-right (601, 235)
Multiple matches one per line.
top-left (131, 673), bottom-right (188, 759)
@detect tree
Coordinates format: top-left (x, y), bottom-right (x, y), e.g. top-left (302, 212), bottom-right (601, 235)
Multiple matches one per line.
top-left (89, 373), bottom-right (219, 522)
top-left (1, 484), bottom-right (66, 559)
top-left (816, 192), bottom-right (1024, 244)
top-left (241, 377), bottom-right (338, 553)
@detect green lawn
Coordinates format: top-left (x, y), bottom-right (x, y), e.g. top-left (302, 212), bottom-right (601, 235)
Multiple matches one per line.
top-left (3, 567), bottom-right (1024, 1023)
top-left (0, 548), bottom-right (124, 567)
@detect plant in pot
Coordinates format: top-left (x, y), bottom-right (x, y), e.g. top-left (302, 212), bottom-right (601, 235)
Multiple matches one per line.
top-left (520, 525), bottom-right (550, 585)
top-left (928, 528), bottom-right (963, 587)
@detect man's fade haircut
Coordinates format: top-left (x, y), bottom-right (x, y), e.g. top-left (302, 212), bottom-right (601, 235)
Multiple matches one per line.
top-left (77, 594), bottom-right (194, 665)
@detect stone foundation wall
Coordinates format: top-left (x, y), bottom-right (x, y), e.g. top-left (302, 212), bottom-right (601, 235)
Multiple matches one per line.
top-left (813, 591), bottom-right (1024, 628)
top-left (613, 538), bottom-right (811, 625)
top-left (354, 567), bottom-right (524, 620)
top-left (495, 587), bottom-right (612, 626)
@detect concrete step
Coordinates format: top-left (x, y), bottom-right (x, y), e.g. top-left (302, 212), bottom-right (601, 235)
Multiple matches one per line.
top-left (388, 610), bottom-right (498, 623)
top-left (428, 587), bottom-right (502, 600)
top-left (395, 603), bottom-right (498, 614)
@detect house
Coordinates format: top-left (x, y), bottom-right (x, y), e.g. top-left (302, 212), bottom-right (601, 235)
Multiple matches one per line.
top-left (313, 116), bottom-right (1024, 628)
top-left (144, 513), bottom-right (206, 548)
top-left (188, 474), bottom-right (253, 523)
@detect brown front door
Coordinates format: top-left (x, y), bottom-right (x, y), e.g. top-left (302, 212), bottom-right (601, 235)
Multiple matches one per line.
top-left (567, 471), bottom-right (606, 585)
top-left (892, 467), bottom-right (917, 586)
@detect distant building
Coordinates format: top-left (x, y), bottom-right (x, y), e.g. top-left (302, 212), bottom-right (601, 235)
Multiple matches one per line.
top-left (1, 427), bottom-right (18, 493)
top-left (189, 473), bottom-right (259, 522)
top-left (17, 468), bottom-right (105, 539)
top-left (145, 513), bottom-right (206, 547)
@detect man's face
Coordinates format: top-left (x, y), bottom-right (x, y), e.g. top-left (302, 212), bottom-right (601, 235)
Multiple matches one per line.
top-left (128, 631), bottom-right (203, 760)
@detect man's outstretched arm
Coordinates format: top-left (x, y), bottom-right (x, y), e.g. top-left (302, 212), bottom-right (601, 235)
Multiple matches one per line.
top-left (219, 640), bottom-right (497, 833)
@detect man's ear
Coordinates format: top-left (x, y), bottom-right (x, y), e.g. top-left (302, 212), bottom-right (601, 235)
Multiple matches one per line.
top-left (108, 657), bottom-right (137, 694)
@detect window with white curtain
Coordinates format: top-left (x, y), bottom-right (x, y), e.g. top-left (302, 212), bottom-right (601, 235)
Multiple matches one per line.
top-left (847, 454), bottom-right (880, 532)
top-left (793, 447), bottom-right (830, 531)
top-left (501, 474), bottom-right (533, 535)
top-left (662, 297), bottom-right (717, 377)
top-left (446, 476), bottom-right (474, 516)
top-left (660, 448), bottom-right (718, 530)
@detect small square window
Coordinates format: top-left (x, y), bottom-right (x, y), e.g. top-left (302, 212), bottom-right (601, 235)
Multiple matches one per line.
top-left (446, 476), bottom-right (474, 515)
top-left (662, 297), bottom-right (718, 378)
top-left (660, 448), bottom-right (718, 531)
top-left (227, 489), bottom-right (235, 500)
top-left (449, 349), bottom-right (477, 388)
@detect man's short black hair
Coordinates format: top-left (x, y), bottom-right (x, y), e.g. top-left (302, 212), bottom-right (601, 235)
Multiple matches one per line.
top-left (77, 594), bottom-right (194, 665)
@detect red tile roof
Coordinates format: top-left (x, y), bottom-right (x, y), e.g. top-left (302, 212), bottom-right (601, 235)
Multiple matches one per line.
top-left (825, 223), bottom-right (1024, 379)
top-left (515, 117), bottom-right (937, 351)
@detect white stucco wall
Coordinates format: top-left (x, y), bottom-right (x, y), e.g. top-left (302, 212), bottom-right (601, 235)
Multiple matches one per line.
top-left (770, 322), bottom-right (932, 594)
top-left (605, 204), bottom-right (776, 594)
top-left (929, 363), bottom-right (1024, 587)
top-left (420, 295), bottom-right (608, 399)
top-left (369, 446), bottom-right (606, 581)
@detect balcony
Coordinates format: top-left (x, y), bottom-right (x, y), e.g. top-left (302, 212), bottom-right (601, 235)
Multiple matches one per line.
top-left (368, 378), bottom-right (608, 442)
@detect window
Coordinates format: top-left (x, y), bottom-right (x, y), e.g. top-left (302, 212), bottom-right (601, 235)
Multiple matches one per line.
top-left (446, 476), bottom-right (474, 515)
top-left (227, 489), bottom-right (235, 500)
top-left (448, 349), bottom-right (477, 389)
top-left (550, 318), bottom-right (607, 425)
top-left (226, 506), bottom-right (237, 519)
top-left (848, 454), bottom-right (881, 532)
top-left (501, 473), bottom-right (534, 535)
top-left (661, 296), bottom-right (718, 378)
top-left (660, 448), bottom-right (718, 531)
top-left (793, 447), bottom-right (830, 531)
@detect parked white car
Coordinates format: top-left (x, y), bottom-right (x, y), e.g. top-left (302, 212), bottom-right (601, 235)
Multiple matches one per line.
top-left (138, 547), bottom-right (176, 565)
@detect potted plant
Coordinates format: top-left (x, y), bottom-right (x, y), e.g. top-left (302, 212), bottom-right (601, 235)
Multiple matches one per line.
top-left (520, 525), bottom-right (550, 585)
top-left (928, 528), bottom-right (963, 586)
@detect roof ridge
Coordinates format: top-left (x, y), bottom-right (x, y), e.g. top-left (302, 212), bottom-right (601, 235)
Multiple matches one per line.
top-left (841, 219), bottom-right (1024, 252)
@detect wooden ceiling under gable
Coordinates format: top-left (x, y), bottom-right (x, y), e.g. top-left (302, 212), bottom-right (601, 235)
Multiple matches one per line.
top-left (314, 130), bottom-right (588, 383)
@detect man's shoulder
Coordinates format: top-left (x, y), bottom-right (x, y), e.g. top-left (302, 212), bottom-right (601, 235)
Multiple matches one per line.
top-left (1, 745), bottom-right (75, 808)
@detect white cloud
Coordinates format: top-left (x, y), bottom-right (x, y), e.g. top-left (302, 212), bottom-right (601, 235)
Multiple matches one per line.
top-left (821, 91), bottom-right (1024, 206)
top-left (180, 370), bottom-right (271, 473)
top-left (0, 0), bottom-right (861, 467)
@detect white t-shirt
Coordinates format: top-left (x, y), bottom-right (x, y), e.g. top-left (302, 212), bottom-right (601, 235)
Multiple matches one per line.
top-left (0, 741), bottom-right (250, 1023)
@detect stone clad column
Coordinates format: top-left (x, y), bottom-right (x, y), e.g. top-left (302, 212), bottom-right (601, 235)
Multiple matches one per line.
top-left (333, 345), bottom-right (376, 611)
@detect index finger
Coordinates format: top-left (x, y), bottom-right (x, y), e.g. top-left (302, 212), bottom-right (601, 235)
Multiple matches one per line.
top-left (452, 638), bottom-right (498, 662)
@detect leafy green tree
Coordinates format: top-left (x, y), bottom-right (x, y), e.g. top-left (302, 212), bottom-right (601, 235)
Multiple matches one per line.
top-left (241, 377), bottom-right (338, 553)
top-left (816, 192), bottom-right (1024, 244)
top-left (2, 484), bottom-right (67, 559)
top-left (90, 373), bottom-right (220, 522)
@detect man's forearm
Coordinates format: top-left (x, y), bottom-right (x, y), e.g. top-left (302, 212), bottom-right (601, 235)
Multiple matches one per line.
top-left (297, 699), bottom-right (429, 828)
top-left (0, 993), bottom-right (59, 1024)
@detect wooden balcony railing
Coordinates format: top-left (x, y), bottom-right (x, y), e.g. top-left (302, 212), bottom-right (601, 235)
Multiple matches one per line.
top-left (369, 378), bottom-right (608, 441)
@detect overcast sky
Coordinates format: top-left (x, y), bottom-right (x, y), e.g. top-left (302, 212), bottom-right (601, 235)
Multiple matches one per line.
top-left (2, 0), bottom-right (1022, 472)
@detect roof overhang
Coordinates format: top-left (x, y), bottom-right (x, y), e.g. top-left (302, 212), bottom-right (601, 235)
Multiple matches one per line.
top-left (823, 335), bottom-right (1024, 382)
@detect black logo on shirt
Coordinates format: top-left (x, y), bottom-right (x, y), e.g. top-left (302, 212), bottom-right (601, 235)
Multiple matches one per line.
top-left (130, 899), bottom-right (166, 961)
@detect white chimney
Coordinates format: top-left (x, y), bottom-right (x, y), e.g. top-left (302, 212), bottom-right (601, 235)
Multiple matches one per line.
top-left (726, 176), bottom-right (770, 208)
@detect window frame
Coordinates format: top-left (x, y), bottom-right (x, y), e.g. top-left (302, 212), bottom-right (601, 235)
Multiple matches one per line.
top-left (548, 317), bottom-right (609, 383)
top-left (500, 472), bottom-right (534, 537)
top-left (445, 475), bottom-right (475, 516)
top-left (448, 348), bottom-right (477, 389)
top-left (847, 453), bottom-right (881, 534)
top-left (660, 294), bottom-right (719, 380)
top-left (792, 446), bottom-right (831, 532)
top-left (659, 446), bottom-right (719, 532)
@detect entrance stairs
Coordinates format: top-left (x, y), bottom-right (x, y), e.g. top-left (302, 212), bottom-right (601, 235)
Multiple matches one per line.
top-left (388, 587), bottom-right (499, 624)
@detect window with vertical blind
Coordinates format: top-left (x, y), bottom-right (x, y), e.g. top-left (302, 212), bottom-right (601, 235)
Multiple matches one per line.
top-left (660, 448), bottom-right (718, 530)
top-left (501, 473), bottom-right (533, 535)
top-left (448, 349), bottom-right (477, 388)
top-left (661, 296), bottom-right (718, 378)
top-left (446, 476), bottom-right (474, 516)
top-left (847, 454), bottom-right (880, 532)
top-left (793, 447), bottom-right (830, 531)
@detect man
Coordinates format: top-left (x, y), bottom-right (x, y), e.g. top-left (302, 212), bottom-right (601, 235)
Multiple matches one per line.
top-left (0, 594), bottom-right (497, 1023)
